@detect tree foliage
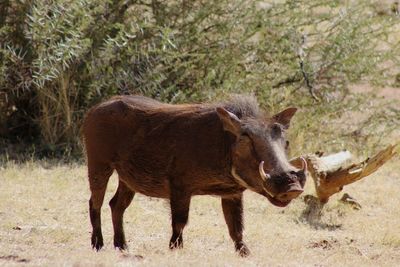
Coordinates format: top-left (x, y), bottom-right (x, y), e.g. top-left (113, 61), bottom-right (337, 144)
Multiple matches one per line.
top-left (0, 0), bottom-right (399, 158)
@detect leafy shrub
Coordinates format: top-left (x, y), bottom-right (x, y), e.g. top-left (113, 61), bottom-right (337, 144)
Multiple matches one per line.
top-left (0, 0), bottom-right (399, 159)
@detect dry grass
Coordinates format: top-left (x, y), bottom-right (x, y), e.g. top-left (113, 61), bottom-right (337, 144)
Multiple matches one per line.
top-left (0, 157), bottom-right (399, 266)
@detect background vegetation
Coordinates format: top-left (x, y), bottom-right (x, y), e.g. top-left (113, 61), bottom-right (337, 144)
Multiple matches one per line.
top-left (1, 0), bottom-right (399, 159)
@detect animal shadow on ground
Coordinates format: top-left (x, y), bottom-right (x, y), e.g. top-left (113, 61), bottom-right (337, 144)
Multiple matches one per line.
top-left (298, 195), bottom-right (343, 230)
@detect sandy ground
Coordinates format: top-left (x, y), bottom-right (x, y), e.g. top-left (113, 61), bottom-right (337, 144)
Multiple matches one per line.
top-left (0, 157), bottom-right (399, 266)
top-left (351, 85), bottom-right (400, 100)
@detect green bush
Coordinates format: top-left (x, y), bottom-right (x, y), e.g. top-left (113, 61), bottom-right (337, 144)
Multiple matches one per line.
top-left (0, 0), bottom-right (399, 159)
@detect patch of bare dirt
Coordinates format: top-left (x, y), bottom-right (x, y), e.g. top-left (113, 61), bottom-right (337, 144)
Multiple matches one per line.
top-left (351, 84), bottom-right (400, 100)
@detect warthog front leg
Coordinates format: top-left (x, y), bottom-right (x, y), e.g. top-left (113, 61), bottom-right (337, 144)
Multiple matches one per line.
top-left (169, 189), bottom-right (191, 249)
top-left (109, 180), bottom-right (135, 250)
top-left (221, 194), bottom-right (250, 257)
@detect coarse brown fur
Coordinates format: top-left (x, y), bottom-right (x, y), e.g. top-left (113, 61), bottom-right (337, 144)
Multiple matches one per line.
top-left (82, 95), bottom-right (306, 256)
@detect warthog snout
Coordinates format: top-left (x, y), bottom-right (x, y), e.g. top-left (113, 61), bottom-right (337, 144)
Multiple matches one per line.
top-left (269, 172), bottom-right (305, 200)
top-left (259, 157), bottom-right (307, 204)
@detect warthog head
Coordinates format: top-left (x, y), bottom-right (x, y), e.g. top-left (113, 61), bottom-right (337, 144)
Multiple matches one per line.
top-left (217, 106), bottom-right (306, 207)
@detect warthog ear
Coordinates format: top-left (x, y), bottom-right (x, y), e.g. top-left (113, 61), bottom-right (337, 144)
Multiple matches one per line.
top-left (272, 107), bottom-right (298, 129)
top-left (216, 107), bottom-right (241, 137)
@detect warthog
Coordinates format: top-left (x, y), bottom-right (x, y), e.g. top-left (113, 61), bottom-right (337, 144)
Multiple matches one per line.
top-left (82, 95), bottom-right (306, 256)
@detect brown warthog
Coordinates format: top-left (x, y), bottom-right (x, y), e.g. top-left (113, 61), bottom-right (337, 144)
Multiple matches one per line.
top-left (82, 95), bottom-right (306, 256)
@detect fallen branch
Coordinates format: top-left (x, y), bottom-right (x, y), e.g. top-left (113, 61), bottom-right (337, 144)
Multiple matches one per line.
top-left (291, 143), bottom-right (398, 204)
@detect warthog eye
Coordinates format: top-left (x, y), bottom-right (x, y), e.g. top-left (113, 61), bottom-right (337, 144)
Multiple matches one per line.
top-left (271, 123), bottom-right (283, 138)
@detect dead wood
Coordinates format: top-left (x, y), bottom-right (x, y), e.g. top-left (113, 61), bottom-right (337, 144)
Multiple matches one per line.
top-left (291, 143), bottom-right (398, 204)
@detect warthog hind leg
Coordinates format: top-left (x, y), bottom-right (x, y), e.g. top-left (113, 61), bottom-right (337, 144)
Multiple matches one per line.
top-left (88, 163), bottom-right (113, 251)
top-left (109, 180), bottom-right (135, 250)
top-left (169, 189), bottom-right (191, 249)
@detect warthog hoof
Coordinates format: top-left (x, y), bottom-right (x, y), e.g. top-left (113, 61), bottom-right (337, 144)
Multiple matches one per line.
top-left (169, 235), bottom-right (183, 249)
top-left (91, 233), bottom-right (104, 251)
top-left (114, 234), bottom-right (128, 251)
top-left (114, 241), bottom-right (128, 251)
top-left (235, 241), bottom-right (250, 257)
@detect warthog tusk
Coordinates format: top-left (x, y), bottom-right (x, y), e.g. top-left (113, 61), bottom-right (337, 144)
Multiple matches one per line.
top-left (259, 161), bottom-right (271, 181)
top-left (231, 166), bottom-right (274, 198)
top-left (258, 162), bottom-right (275, 198)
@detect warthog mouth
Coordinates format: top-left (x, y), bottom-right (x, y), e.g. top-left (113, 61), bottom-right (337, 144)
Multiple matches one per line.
top-left (262, 182), bottom-right (304, 207)
top-left (265, 195), bottom-right (292, 207)
top-left (265, 181), bottom-right (305, 207)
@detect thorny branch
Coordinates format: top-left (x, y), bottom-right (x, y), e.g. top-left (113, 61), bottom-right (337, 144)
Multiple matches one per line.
top-left (297, 34), bottom-right (320, 101)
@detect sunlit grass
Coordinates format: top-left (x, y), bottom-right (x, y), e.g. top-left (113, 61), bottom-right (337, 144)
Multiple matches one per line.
top-left (0, 157), bottom-right (399, 266)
